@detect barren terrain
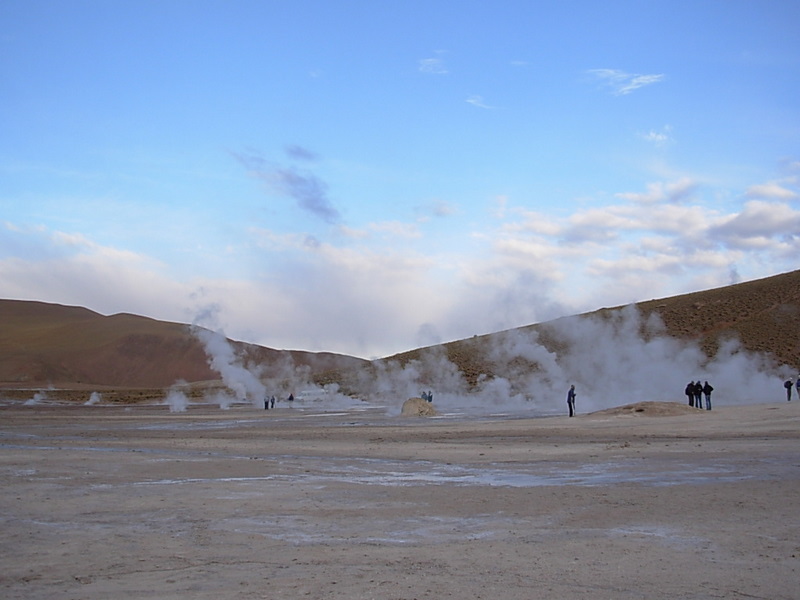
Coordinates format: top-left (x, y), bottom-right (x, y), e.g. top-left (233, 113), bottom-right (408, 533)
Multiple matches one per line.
top-left (2, 271), bottom-right (800, 598)
top-left (1, 400), bottom-right (798, 599)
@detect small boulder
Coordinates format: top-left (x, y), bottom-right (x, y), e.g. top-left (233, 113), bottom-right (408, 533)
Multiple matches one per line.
top-left (401, 397), bottom-right (438, 417)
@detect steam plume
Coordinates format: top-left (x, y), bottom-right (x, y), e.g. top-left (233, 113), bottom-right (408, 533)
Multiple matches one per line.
top-left (84, 392), bottom-right (102, 405)
top-left (191, 325), bottom-right (266, 407)
top-left (354, 305), bottom-right (789, 415)
top-left (164, 382), bottom-right (189, 412)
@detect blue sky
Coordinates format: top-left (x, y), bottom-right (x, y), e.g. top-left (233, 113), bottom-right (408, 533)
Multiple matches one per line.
top-left (1, 0), bottom-right (799, 359)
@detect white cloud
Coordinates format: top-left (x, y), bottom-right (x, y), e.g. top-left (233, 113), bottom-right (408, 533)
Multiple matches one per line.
top-left (419, 57), bottom-right (447, 74)
top-left (0, 228), bottom-right (185, 322)
top-left (469, 178), bottom-right (799, 316)
top-left (588, 68), bottom-right (665, 95)
top-left (615, 178), bottom-right (696, 204)
top-left (639, 125), bottom-right (674, 147)
top-left (4, 174), bottom-right (800, 359)
top-left (336, 224), bottom-right (370, 240)
top-left (466, 95), bottom-right (494, 109)
top-left (415, 199), bottom-right (459, 221)
top-left (709, 200), bottom-right (800, 249)
top-left (491, 195), bottom-right (509, 219)
top-left (331, 220), bottom-right (423, 241)
top-left (745, 181), bottom-right (798, 200)
top-left (586, 254), bottom-right (685, 278)
top-left (492, 236), bottom-right (564, 271)
top-left (561, 200), bottom-right (712, 244)
top-left (368, 220), bottom-right (421, 239)
top-left (510, 209), bottom-right (562, 236)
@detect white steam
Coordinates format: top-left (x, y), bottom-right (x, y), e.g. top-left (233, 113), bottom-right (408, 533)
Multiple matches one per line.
top-left (164, 382), bottom-right (190, 412)
top-left (178, 303), bottom-right (790, 416)
top-left (84, 391), bottom-right (102, 405)
top-left (189, 305), bottom-right (317, 409)
top-left (24, 391), bottom-right (48, 406)
top-left (353, 305), bottom-right (790, 416)
top-left (192, 326), bottom-right (266, 407)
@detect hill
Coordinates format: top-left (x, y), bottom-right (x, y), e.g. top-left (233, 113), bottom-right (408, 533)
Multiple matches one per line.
top-left (2, 269), bottom-right (799, 392)
top-left (0, 300), bottom-right (366, 388)
top-left (362, 269), bottom-right (800, 388)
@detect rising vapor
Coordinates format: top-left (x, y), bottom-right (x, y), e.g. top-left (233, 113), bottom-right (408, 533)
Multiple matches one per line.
top-left (349, 305), bottom-right (789, 416)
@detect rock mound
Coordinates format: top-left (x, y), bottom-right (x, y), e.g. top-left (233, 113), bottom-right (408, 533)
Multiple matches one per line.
top-left (590, 401), bottom-right (702, 417)
top-left (401, 397), bottom-right (438, 417)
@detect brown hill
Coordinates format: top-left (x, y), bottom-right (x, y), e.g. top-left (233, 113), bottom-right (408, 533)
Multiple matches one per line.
top-left (369, 269), bottom-right (800, 387)
top-left (0, 300), bottom-right (366, 388)
top-left (2, 269), bottom-right (799, 391)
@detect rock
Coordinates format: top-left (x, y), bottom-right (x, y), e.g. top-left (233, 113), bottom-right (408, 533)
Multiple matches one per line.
top-left (589, 401), bottom-right (702, 417)
top-left (401, 397), bottom-right (438, 417)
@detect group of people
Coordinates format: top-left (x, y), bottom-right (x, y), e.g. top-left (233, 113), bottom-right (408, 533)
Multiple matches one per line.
top-left (263, 393), bottom-right (294, 410)
top-left (685, 380), bottom-right (713, 410)
top-left (564, 380), bottom-right (715, 417)
top-left (783, 376), bottom-right (800, 401)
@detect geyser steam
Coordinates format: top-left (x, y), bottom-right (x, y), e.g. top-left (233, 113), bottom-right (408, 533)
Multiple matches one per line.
top-left (192, 325), bottom-right (266, 407)
top-left (354, 305), bottom-right (790, 415)
top-left (184, 303), bottom-right (791, 416)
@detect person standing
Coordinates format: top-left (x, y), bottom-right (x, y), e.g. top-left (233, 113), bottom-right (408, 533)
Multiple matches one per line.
top-left (685, 381), bottom-right (695, 407)
top-left (702, 381), bottom-right (714, 410)
top-left (567, 384), bottom-right (576, 417)
top-left (784, 379), bottom-right (793, 401)
top-left (693, 381), bottom-right (703, 409)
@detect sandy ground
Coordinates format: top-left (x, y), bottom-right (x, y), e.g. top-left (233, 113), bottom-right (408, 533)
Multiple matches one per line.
top-left (1, 399), bottom-right (798, 599)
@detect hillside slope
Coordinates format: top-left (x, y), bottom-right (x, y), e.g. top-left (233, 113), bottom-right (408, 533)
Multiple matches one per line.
top-left (3, 269), bottom-right (799, 390)
top-left (370, 269), bottom-right (800, 387)
top-left (0, 300), bottom-right (366, 388)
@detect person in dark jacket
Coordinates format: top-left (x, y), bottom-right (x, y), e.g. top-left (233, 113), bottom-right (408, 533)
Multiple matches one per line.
top-left (693, 381), bottom-right (703, 409)
top-left (685, 381), bottom-right (695, 407)
top-left (702, 381), bottom-right (713, 410)
top-left (567, 384), bottom-right (576, 417)
top-left (784, 379), bottom-right (793, 401)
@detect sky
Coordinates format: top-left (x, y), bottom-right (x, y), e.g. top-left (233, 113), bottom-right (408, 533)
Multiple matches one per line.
top-left (1, 0), bottom-right (799, 360)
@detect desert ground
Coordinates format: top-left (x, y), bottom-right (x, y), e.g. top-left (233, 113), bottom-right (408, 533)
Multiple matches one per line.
top-left (1, 397), bottom-right (798, 599)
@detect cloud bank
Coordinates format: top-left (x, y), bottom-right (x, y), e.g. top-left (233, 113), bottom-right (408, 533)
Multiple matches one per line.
top-left (2, 169), bottom-right (799, 359)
